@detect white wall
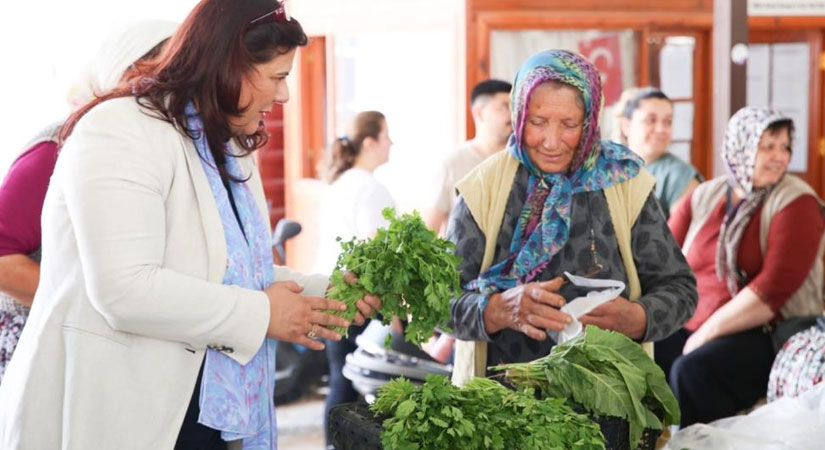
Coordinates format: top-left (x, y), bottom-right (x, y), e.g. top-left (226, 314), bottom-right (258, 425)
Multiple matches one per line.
top-left (0, 0), bottom-right (198, 176)
top-left (1, 0), bottom-right (465, 217)
top-left (291, 0), bottom-right (465, 214)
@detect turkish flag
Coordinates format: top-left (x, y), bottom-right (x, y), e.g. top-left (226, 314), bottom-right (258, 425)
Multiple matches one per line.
top-left (578, 35), bottom-right (624, 105)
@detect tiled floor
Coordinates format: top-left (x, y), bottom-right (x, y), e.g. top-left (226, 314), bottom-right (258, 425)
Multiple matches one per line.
top-left (277, 394), bottom-right (327, 450)
top-left (278, 431), bottom-right (325, 450)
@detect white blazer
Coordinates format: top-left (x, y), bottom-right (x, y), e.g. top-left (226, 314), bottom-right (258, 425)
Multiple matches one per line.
top-left (0, 98), bottom-right (328, 449)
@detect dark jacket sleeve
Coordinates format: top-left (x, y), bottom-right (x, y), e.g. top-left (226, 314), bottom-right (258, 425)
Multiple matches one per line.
top-left (632, 193), bottom-right (698, 342)
top-left (444, 197), bottom-right (493, 341)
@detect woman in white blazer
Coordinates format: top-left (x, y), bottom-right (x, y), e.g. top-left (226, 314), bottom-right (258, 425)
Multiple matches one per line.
top-left (0, 1), bottom-right (380, 449)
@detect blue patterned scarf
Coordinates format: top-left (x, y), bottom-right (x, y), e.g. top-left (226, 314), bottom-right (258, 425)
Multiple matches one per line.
top-left (186, 103), bottom-right (278, 449)
top-left (469, 50), bottom-right (643, 294)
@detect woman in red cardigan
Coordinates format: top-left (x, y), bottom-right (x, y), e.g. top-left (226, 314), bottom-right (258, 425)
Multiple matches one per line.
top-left (661, 106), bottom-right (825, 426)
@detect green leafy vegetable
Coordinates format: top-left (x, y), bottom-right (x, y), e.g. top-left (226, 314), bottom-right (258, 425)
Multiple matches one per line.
top-left (326, 208), bottom-right (460, 345)
top-left (371, 375), bottom-right (606, 450)
top-left (493, 326), bottom-right (680, 450)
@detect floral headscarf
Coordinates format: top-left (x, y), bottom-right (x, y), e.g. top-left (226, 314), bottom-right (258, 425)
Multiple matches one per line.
top-left (470, 50), bottom-right (643, 294)
top-left (717, 106), bottom-right (792, 295)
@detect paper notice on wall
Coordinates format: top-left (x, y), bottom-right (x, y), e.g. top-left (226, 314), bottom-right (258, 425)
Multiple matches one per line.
top-left (771, 43), bottom-right (810, 173)
top-left (747, 44), bottom-right (770, 109)
top-left (748, 0), bottom-right (825, 16)
top-left (660, 43), bottom-right (693, 99)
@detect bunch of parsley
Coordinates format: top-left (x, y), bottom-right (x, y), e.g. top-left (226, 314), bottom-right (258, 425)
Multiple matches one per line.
top-left (494, 326), bottom-right (680, 450)
top-left (326, 208), bottom-right (460, 346)
top-left (371, 375), bottom-right (605, 450)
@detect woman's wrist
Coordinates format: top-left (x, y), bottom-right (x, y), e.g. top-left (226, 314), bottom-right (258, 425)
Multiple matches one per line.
top-left (695, 319), bottom-right (719, 342)
top-left (482, 293), bottom-right (505, 335)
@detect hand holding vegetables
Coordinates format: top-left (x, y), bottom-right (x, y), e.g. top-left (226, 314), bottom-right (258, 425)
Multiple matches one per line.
top-left (340, 271), bottom-right (383, 326)
top-left (326, 208), bottom-right (461, 345)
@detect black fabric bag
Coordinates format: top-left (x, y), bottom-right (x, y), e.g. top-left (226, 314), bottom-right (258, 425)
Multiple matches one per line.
top-left (769, 315), bottom-right (823, 353)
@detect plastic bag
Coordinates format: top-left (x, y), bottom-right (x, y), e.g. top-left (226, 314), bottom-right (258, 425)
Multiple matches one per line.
top-left (665, 383), bottom-right (825, 450)
top-left (546, 272), bottom-right (624, 344)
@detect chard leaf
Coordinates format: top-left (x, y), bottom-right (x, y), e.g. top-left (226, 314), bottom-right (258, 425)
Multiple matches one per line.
top-left (495, 326), bottom-right (682, 450)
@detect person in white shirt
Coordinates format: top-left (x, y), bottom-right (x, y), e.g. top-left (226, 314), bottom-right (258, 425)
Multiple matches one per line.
top-left (425, 79), bottom-right (512, 234)
top-left (313, 111), bottom-right (395, 274)
top-left (314, 110), bottom-right (394, 448)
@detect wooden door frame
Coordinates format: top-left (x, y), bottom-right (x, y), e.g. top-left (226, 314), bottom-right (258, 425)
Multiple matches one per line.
top-left (285, 36), bottom-right (327, 184)
top-left (645, 29), bottom-right (712, 179)
top-left (283, 36), bottom-right (329, 270)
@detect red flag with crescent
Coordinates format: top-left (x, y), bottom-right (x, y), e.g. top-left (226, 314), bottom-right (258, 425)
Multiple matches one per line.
top-left (578, 35), bottom-right (623, 105)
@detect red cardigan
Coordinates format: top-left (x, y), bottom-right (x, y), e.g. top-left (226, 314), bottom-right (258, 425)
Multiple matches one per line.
top-left (668, 191), bottom-right (825, 331)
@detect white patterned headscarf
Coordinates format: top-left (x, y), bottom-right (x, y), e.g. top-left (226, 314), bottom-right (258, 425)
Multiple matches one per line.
top-left (716, 106), bottom-right (792, 295)
top-left (67, 20), bottom-right (178, 109)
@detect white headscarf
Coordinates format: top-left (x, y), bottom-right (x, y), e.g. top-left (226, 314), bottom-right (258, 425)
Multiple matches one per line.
top-left (716, 106), bottom-right (792, 295)
top-left (67, 20), bottom-right (178, 109)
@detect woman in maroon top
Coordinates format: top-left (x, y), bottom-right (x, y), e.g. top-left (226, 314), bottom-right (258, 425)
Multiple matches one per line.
top-left (0, 21), bottom-right (176, 383)
top-left (660, 107), bottom-right (825, 426)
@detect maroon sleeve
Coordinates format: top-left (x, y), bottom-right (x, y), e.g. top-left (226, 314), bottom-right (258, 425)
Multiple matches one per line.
top-left (667, 189), bottom-right (693, 247)
top-left (749, 195), bottom-right (825, 311)
top-left (0, 141), bottom-right (59, 256)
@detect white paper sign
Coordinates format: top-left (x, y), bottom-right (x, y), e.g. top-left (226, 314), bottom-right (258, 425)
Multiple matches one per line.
top-left (748, 0), bottom-right (825, 16)
top-left (660, 43), bottom-right (694, 99)
top-left (771, 43), bottom-right (810, 173)
top-left (747, 44), bottom-right (770, 108)
top-left (744, 42), bottom-right (810, 173)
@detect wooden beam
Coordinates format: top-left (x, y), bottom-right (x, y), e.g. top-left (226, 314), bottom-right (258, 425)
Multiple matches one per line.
top-left (750, 16), bottom-right (825, 29)
top-left (475, 11), bottom-right (713, 29)
top-left (711, 0), bottom-right (748, 176)
top-left (731, 0), bottom-right (748, 114)
top-left (472, 0), bottom-right (712, 12)
top-left (465, 0), bottom-right (478, 141)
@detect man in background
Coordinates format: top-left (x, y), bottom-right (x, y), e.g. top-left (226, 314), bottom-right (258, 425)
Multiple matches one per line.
top-left (425, 79), bottom-right (512, 234)
top-left (421, 79), bottom-right (511, 364)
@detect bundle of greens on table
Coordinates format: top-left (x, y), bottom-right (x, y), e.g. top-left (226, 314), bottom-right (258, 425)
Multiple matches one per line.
top-left (326, 208), bottom-right (460, 346)
top-left (493, 326), bottom-right (680, 450)
top-left (371, 374), bottom-right (606, 450)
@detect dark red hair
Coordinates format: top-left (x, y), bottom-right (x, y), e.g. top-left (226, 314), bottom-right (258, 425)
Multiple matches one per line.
top-left (60, 0), bottom-right (308, 179)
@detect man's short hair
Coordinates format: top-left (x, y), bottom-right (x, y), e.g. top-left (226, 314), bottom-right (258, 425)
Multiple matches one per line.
top-left (470, 79), bottom-right (512, 106)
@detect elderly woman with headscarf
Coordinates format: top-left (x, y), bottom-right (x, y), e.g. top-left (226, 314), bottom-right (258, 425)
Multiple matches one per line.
top-left (446, 50), bottom-right (697, 385)
top-left (663, 106), bottom-right (825, 426)
top-left (0, 20), bottom-right (177, 383)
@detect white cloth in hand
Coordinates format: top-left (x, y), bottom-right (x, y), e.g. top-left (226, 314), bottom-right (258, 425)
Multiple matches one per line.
top-left (547, 272), bottom-right (625, 343)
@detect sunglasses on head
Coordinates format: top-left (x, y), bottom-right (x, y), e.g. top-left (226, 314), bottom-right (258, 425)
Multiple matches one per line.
top-left (249, 1), bottom-right (290, 26)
